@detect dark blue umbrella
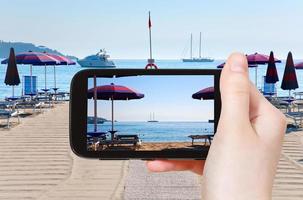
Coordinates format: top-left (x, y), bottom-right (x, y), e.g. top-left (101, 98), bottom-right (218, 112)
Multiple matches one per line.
top-left (87, 83), bottom-right (144, 140)
top-left (4, 48), bottom-right (20, 97)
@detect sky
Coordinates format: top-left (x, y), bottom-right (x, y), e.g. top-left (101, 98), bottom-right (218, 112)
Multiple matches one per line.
top-left (87, 75), bottom-right (214, 122)
top-left (1, 0), bottom-right (303, 59)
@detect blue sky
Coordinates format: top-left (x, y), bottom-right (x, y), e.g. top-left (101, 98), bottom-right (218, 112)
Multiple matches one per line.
top-left (87, 75), bottom-right (214, 121)
top-left (1, 0), bottom-right (302, 59)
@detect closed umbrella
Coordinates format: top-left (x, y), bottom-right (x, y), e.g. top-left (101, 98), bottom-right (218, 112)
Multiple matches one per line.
top-left (4, 48), bottom-right (20, 98)
top-left (265, 51), bottom-right (279, 83)
top-left (246, 52), bottom-right (281, 87)
top-left (87, 83), bottom-right (144, 140)
top-left (281, 52), bottom-right (298, 104)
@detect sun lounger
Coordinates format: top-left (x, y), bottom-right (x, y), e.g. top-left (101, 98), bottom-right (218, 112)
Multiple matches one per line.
top-left (188, 134), bottom-right (213, 146)
top-left (267, 97), bottom-right (290, 112)
top-left (15, 101), bottom-right (43, 113)
top-left (95, 134), bottom-right (139, 149)
top-left (294, 92), bottom-right (303, 100)
top-left (285, 112), bottom-right (303, 127)
top-left (54, 92), bottom-right (70, 101)
top-left (0, 109), bottom-right (20, 128)
top-left (87, 132), bottom-right (107, 139)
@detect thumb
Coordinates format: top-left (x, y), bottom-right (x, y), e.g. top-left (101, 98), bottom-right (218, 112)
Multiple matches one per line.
top-left (219, 53), bottom-right (250, 128)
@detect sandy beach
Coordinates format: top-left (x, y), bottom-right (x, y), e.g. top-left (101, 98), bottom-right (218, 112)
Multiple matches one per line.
top-left (91, 142), bottom-right (210, 151)
top-left (0, 102), bottom-right (303, 199)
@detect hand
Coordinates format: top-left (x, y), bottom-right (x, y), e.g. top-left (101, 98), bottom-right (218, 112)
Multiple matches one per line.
top-left (146, 53), bottom-right (286, 199)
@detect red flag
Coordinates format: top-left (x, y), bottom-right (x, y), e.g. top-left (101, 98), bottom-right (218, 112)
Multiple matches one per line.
top-left (148, 12), bottom-right (152, 28)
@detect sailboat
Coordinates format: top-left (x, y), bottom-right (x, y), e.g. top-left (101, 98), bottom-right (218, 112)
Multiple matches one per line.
top-left (182, 32), bottom-right (214, 63)
top-left (147, 112), bottom-right (158, 123)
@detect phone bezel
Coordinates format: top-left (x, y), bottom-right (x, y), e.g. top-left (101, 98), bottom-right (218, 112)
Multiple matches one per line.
top-left (70, 69), bottom-right (221, 160)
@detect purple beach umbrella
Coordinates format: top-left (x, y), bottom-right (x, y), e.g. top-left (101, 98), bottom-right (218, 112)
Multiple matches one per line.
top-left (87, 82), bottom-right (144, 140)
top-left (44, 53), bottom-right (76, 92)
top-left (295, 62), bottom-right (303, 69)
top-left (192, 87), bottom-right (214, 100)
top-left (217, 62), bottom-right (257, 69)
top-left (2, 51), bottom-right (59, 94)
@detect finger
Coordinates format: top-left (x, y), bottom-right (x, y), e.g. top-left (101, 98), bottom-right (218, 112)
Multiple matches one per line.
top-left (248, 82), bottom-right (286, 141)
top-left (219, 53), bottom-right (250, 129)
top-left (146, 160), bottom-right (205, 175)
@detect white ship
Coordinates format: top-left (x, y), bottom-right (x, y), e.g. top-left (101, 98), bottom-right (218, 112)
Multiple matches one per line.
top-left (182, 32), bottom-right (214, 63)
top-left (77, 49), bottom-right (115, 68)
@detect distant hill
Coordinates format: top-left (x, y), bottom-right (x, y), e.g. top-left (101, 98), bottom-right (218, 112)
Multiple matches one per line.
top-left (87, 116), bottom-right (110, 124)
top-left (0, 40), bottom-right (78, 60)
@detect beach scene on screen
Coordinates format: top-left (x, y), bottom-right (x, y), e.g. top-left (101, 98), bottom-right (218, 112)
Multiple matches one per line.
top-left (87, 75), bottom-right (214, 151)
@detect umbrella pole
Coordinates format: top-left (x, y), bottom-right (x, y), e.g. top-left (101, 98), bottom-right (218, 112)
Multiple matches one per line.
top-left (12, 86), bottom-right (14, 97)
top-left (93, 76), bottom-right (97, 133)
top-left (44, 65), bottom-right (47, 90)
top-left (111, 98), bottom-right (114, 140)
top-left (54, 65), bottom-right (56, 91)
top-left (30, 65), bottom-right (33, 96)
top-left (289, 90), bottom-right (291, 112)
top-left (255, 66), bottom-right (258, 87)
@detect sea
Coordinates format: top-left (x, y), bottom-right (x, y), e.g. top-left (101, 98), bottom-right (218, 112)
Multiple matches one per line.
top-left (1, 59), bottom-right (303, 142)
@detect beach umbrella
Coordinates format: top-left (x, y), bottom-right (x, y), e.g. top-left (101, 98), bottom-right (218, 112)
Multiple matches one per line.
top-left (87, 83), bottom-right (144, 140)
top-left (217, 62), bottom-right (257, 69)
top-left (4, 48), bottom-right (20, 97)
top-left (295, 62), bottom-right (303, 69)
top-left (281, 52), bottom-right (298, 101)
top-left (246, 52), bottom-right (281, 87)
top-left (265, 51), bottom-right (279, 83)
top-left (44, 53), bottom-right (76, 92)
top-left (192, 86), bottom-right (214, 100)
top-left (1, 51), bottom-right (59, 94)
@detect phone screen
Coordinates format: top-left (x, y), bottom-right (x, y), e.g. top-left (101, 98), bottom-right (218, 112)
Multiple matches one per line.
top-left (86, 75), bottom-right (214, 152)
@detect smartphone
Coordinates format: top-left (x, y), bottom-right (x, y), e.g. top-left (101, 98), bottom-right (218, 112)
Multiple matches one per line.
top-left (70, 69), bottom-right (221, 160)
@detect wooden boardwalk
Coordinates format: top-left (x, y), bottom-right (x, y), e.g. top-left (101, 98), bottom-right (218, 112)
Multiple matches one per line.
top-left (0, 103), bottom-right (126, 200)
top-left (0, 102), bottom-right (302, 199)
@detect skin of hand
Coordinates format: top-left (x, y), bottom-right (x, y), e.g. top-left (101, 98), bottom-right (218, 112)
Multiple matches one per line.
top-left (146, 53), bottom-right (286, 200)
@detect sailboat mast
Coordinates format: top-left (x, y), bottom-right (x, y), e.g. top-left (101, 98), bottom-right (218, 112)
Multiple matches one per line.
top-left (199, 32), bottom-right (202, 58)
top-left (190, 33), bottom-right (193, 59)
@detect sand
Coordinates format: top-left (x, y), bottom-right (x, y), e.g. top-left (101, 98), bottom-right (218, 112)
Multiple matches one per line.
top-left (90, 142), bottom-right (210, 151)
top-left (0, 102), bottom-right (302, 199)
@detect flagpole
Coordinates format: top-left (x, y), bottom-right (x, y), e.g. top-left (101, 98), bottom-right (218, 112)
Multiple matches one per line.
top-left (145, 11), bottom-right (158, 69)
top-left (149, 11), bottom-right (152, 60)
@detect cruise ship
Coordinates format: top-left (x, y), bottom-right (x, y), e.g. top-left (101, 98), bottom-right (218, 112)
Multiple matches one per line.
top-left (77, 49), bottom-right (115, 68)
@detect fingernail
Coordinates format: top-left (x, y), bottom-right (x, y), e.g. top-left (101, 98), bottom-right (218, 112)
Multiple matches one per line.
top-left (228, 54), bottom-right (247, 73)
top-left (230, 59), bottom-right (246, 72)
